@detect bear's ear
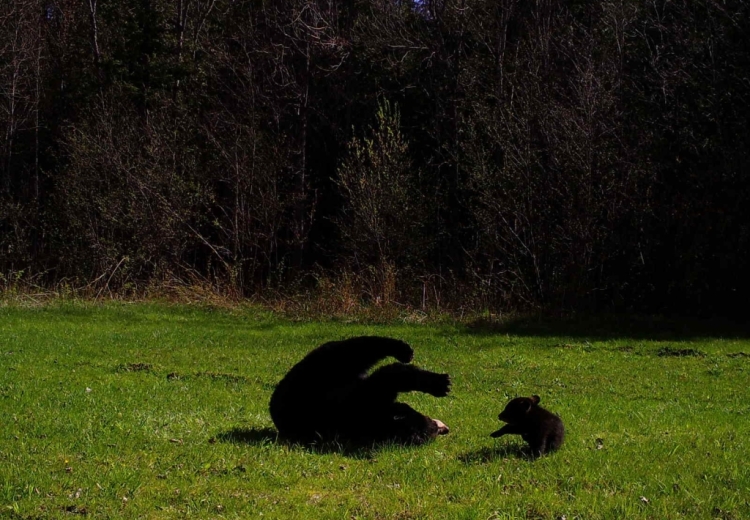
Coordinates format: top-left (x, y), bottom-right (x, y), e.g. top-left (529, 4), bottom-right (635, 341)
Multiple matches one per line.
top-left (530, 395), bottom-right (540, 405)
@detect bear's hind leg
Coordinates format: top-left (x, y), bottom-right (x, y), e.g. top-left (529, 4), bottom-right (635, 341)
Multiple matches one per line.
top-left (309, 336), bottom-right (414, 379)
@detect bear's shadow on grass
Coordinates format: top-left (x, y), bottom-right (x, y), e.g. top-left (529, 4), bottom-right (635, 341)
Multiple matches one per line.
top-left (216, 427), bottom-right (280, 445)
top-left (215, 427), bottom-right (416, 459)
top-left (462, 314), bottom-right (750, 341)
top-left (459, 443), bottom-right (532, 464)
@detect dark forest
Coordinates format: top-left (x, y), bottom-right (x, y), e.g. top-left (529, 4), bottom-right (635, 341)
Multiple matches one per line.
top-left (2, 0), bottom-right (749, 315)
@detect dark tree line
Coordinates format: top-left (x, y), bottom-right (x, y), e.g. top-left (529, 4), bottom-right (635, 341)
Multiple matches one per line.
top-left (1, 0), bottom-right (749, 315)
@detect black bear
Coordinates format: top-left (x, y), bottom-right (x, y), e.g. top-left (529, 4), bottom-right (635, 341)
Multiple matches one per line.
top-left (490, 395), bottom-right (564, 457)
top-left (269, 336), bottom-right (451, 445)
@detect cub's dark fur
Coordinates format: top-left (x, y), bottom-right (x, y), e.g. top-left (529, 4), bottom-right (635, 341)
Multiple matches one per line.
top-left (490, 395), bottom-right (564, 456)
top-left (269, 336), bottom-right (451, 445)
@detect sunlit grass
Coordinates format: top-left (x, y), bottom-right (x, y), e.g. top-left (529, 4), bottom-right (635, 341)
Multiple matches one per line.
top-left (1, 303), bottom-right (748, 519)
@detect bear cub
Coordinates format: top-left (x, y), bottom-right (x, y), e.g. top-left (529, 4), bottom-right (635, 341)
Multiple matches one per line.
top-left (490, 395), bottom-right (564, 456)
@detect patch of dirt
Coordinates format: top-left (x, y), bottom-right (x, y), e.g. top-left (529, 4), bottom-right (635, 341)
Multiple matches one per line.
top-left (115, 363), bottom-right (153, 372)
top-left (656, 346), bottom-right (706, 357)
top-left (62, 505), bottom-right (88, 515)
top-left (165, 371), bottom-right (249, 383)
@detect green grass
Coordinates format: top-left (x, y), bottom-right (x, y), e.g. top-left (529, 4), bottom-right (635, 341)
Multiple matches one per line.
top-left (1, 303), bottom-right (748, 519)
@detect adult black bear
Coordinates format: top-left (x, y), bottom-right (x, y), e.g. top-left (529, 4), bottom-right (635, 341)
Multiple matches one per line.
top-left (269, 336), bottom-right (451, 445)
top-left (490, 395), bottom-right (564, 457)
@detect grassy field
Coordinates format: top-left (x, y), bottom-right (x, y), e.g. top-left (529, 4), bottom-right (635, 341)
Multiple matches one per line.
top-left (1, 303), bottom-right (748, 519)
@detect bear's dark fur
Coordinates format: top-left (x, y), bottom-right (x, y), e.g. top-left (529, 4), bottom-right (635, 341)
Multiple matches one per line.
top-left (490, 395), bottom-right (564, 456)
top-left (269, 336), bottom-right (451, 445)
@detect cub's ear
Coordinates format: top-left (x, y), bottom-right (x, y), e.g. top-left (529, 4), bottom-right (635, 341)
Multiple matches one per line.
top-left (530, 395), bottom-right (540, 405)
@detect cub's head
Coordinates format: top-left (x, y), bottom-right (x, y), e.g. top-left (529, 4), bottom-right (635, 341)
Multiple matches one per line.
top-left (498, 395), bottom-right (540, 423)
